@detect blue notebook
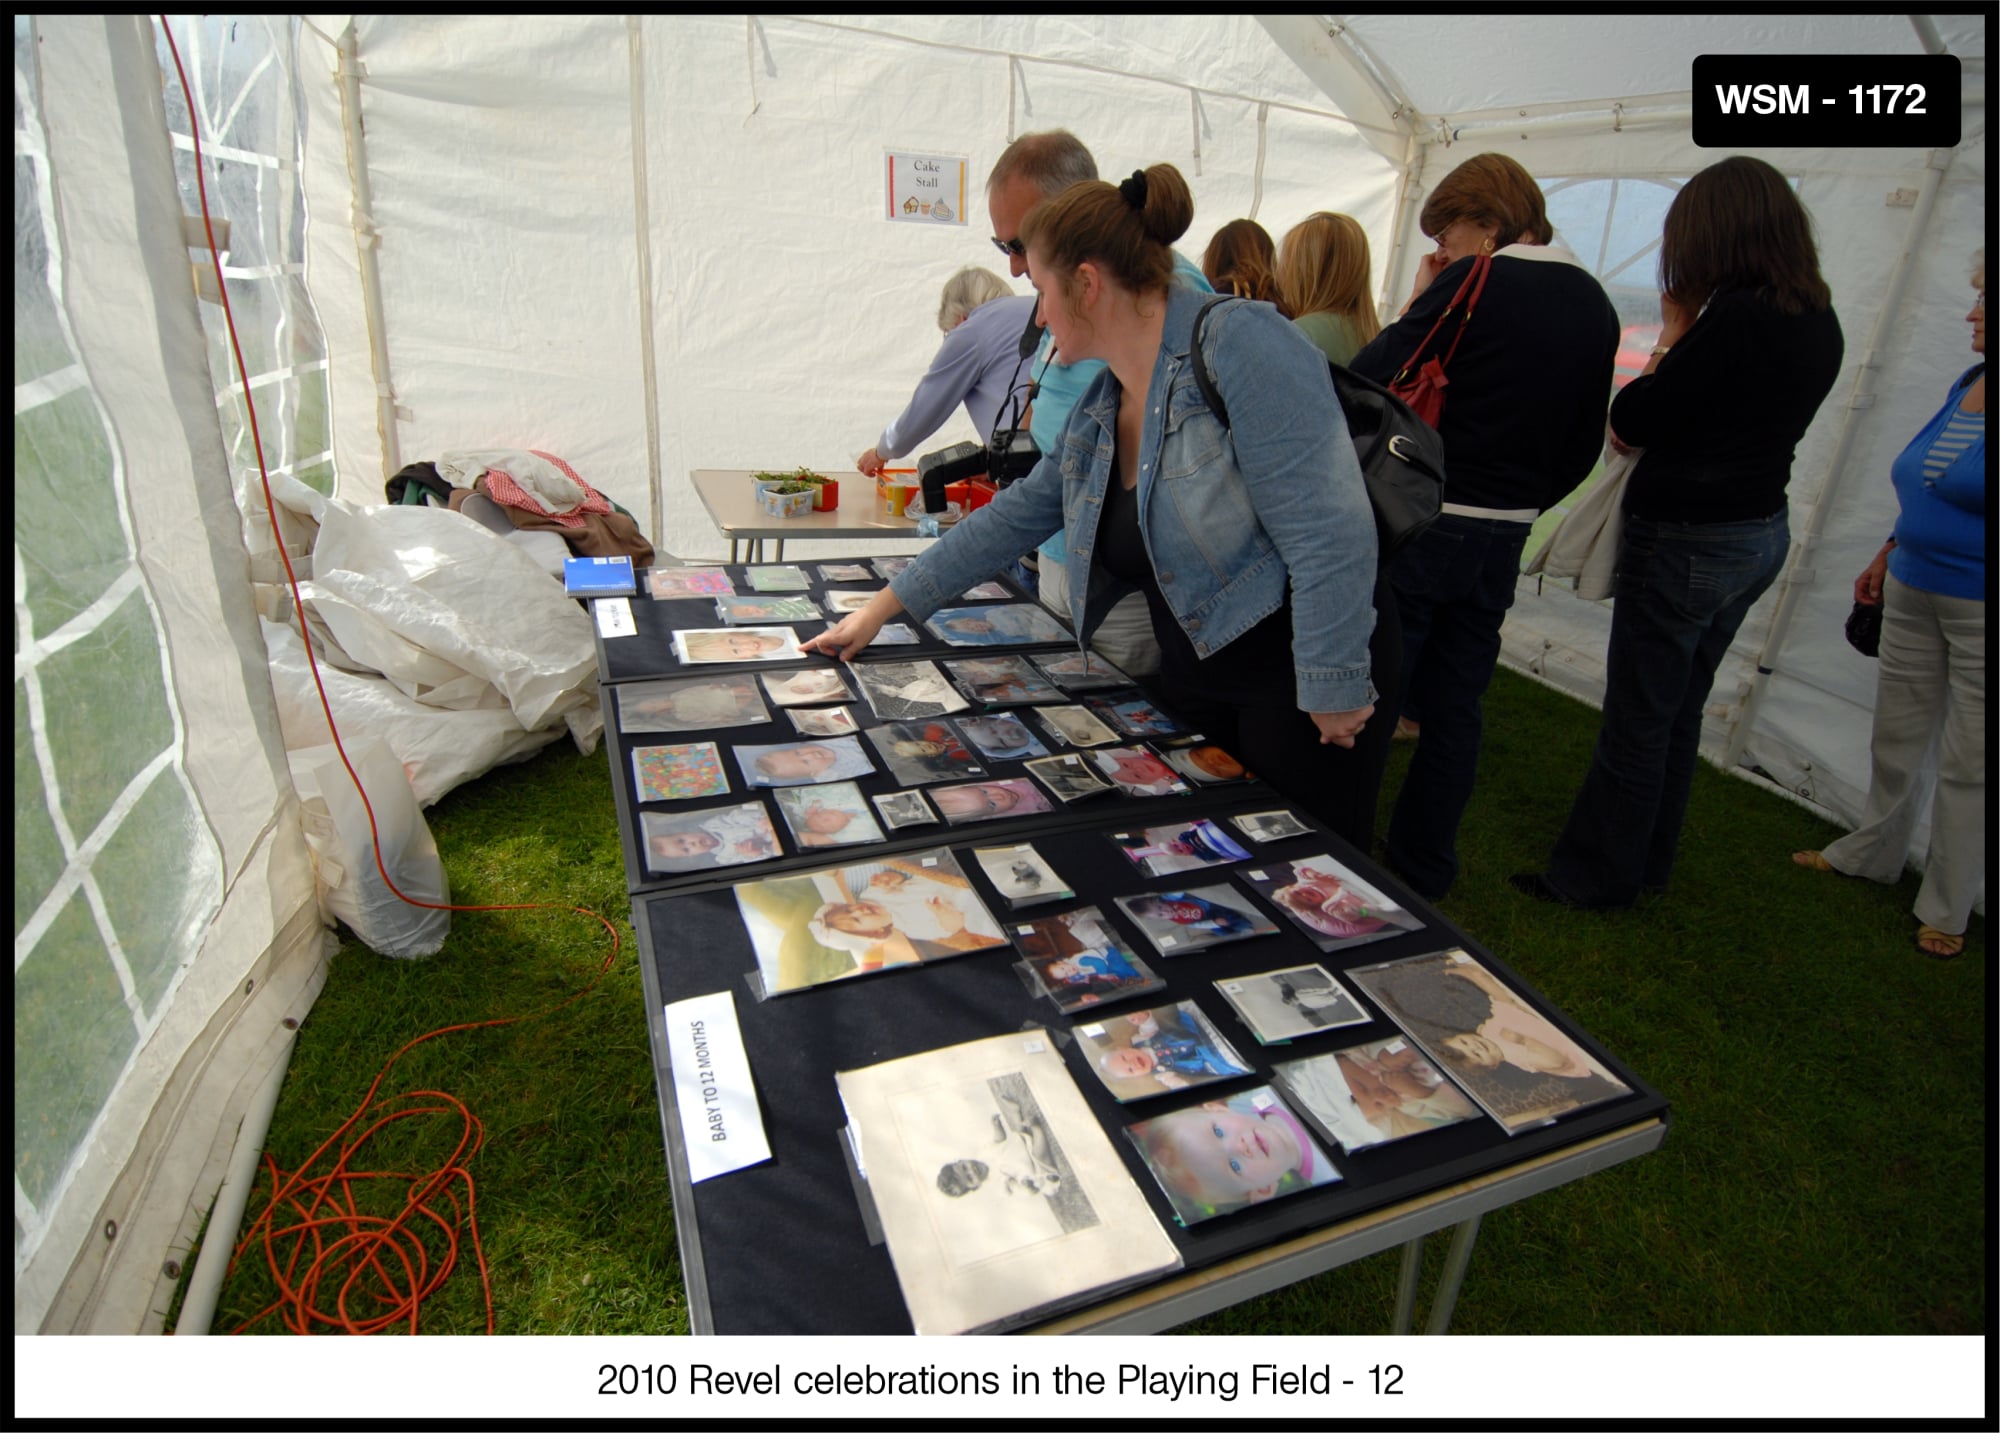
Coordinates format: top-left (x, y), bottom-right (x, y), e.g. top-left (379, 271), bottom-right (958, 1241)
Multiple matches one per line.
top-left (564, 555), bottom-right (636, 596)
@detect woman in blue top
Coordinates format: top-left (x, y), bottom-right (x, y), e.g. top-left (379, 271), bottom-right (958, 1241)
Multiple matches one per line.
top-left (807, 163), bottom-right (1382, 841)
top-left (1794, 251), bottom-right (1985, 959)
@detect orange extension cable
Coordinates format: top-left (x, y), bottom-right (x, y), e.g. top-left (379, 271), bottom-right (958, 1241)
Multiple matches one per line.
top-left (160, 18), bottom-right (621, 1335)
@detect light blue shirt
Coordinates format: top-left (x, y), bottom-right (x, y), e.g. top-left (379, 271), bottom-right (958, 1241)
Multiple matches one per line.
top-left (878, 294), bottom-right (1039, 459)
top-left (1033, 253), bottom-right (1213, 562)
top-left (892, 283), bottom-right (1377, 713)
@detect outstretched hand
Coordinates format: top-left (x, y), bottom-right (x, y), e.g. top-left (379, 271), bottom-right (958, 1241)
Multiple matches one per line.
top-left (1311, 705), bottom-right (1374, 749)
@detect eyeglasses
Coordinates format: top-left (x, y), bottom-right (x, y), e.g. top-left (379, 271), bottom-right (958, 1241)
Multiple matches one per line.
top-left (991, 235), bottom-right (1027, 259)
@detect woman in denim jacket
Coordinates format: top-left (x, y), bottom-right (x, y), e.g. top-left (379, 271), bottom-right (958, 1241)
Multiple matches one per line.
top-left (808, 163), bottom-right (1383, 842)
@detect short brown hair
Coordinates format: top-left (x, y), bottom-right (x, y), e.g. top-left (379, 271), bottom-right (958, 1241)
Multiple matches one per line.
top-left (986, 129), bottom-right (1097, 202)
top-left (1278, 212), bottom-right (1380, 346)
top-left (1419, 152), bottom-right (1552, 248)
top-left (1202, 219), bottom-right (1284, 311)
top-left (1019, 162), bottom-right (1193, 307)
top-left (1659, 155), bottom-right (1831, 314)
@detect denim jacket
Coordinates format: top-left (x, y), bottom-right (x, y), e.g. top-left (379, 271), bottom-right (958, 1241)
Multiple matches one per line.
top-left (891, 283), bottom-right (1377, 713)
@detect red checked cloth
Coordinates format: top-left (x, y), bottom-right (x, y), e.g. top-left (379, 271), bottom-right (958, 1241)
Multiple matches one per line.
top-left (478, 450), bottom-right (612, 529)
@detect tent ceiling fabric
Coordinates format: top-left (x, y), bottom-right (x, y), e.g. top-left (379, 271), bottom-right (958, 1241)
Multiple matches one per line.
top-left (1328, 13), bottom-right (1987, 122)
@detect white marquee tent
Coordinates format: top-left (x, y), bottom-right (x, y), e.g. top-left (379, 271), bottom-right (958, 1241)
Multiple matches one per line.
top-left (14, 13), bottom-right (1987, 1334)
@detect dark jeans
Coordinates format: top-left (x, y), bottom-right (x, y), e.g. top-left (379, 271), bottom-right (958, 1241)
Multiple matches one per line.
top-left (1162, 561), bottom-right (1401, 854)
top-left (1545, 511), bottom-right (1790, 907)
top-left (1381, 514), bottom-right (1533, 899)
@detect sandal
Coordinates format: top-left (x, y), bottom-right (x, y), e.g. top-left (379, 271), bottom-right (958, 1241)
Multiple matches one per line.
top-left (1915, 925), bottom-right (1965, 960)
top-left (1791, 850), bottom-right (1834, 872)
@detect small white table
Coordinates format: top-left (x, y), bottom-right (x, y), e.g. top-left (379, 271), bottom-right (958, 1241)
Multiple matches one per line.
top-left (690, 469), bottom-right (935, 563)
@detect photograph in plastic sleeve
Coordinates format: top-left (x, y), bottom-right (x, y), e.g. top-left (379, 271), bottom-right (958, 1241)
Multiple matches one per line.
top-left (1272, 1040), bottom-right (1481, 1154)
top-left (1013, 907), bottom-right (1165, 1014)
top-left (851, 660), bottom-right (972, 721)
top-left (1124, 1085), bottom-right (1340, 1227)
top-left (872, 789), bottom-right (938, 830)
top-left (1348, 948), bottom-right (1633, 1135)
top-left (818, 563), bottom-right (874, 583)
top-left (647, 566), bottom-right (734, 600)
top-left (1088, 746), bottom-right (1190, 797)
top-left (1213, 963), bottom-right (1371, 1044)
top-left (1111, 817), bottom-right (1253, 877)
top-left (944, 655), bottom-right (1063, 707)
top-left (788, 705), bottom-right (859, 737)
top-left (957, 581), bottom-right (1012, 600)
top-left (614, 674), bottom-right (770, 735)
top-left (639, 802), bottom-right (781, 876)
top-left (930, 777), bottom-right (1054, 826)
top-left (760, 666), bottom-right (854, 707)
top-left (822, 589), bottom-right (883, 614)
top-left (770, 781), bottom-right (885, 850)
top-left (1238, 853), bottom-right (1424, 953)
top-left (631, 742), bottom-right (730, 802)
top-left (955, 713), bottom-right (1052, 762)
top-left (733, 735), bottom-right (875, 788)
top-left (871, 555), bottom-right (916, 582)
top-left (1160, 742), bottom-right (1248, 785)
top-left (1024, 753), bottom-right (1116, 803)
top-left (1088, 695), bottom-right (1183, 738)
top-left (833, 1033), bottom-right (1182, 1335)
top-left (1032, 704), bottom-right (1121, 748)
top-left (715, 593), bottom-right (821, 625)
top-left (1076, 1000), bottom-right (1252, 1102)
top-left (672, 626), bottom-right (805, 665)
top-left (864, 719), bottom-right (985, 785)
top-left (971, 843), bottom-right (1072, 907)
top-left (1230, 808), bottom-right (1314, 844)
top-left (1114, 885), bottom-right (1277, 956)
top-left (743, 564), bottom-right (810, 592)
top-left (734, 850), bottom-right (1008, 995)
top-left (1032, 651), bottom-right (1131, 692)
top-left (868, 622), bottom-right (922, 645)
top-left (924, 603), bottom-right (1070, 647)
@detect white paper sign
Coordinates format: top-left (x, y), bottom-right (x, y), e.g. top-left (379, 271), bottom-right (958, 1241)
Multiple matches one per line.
top-left (593, 597), bottom-right (635, 638)
top-left (662, 990), bottom-right (771, 1181)
top-left (885, 150), bottom-right (968, 225)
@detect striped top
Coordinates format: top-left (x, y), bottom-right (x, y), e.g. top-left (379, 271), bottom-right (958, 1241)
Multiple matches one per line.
top-left (1922, 406), bottom-right (1983, 486)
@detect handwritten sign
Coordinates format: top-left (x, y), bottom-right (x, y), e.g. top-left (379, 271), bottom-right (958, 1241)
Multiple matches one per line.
top-left (885, 150), bottom-right (968, 226)
top-left (662, 990), bottom-right (771, 1181)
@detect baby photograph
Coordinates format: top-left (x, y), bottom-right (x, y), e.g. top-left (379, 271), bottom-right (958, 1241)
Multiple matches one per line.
top-left (1124, 1085), bottom-right (1339, 1227)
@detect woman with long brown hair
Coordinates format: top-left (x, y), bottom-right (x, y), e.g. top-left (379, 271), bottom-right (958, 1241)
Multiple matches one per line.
top-left (1277, 211), bottom-right (1380, 366)
top-left (1201, 218), bottom-right (1286, 311)
top-left (1518, 155), bottom-right (1845, 909)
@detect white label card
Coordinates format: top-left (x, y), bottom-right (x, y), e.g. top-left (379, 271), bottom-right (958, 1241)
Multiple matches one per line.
top-left (593, 597), bottom-right (636, 638)
top-left (662, 990), bottom-right (772, 1182)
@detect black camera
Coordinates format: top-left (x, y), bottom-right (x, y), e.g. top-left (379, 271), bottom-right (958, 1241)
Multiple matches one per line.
top-left (985, 425), bottom-right (1041, 488)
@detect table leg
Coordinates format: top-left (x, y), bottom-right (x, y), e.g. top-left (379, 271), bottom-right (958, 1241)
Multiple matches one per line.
top-left (1392, 1236), bottom-right (1423, 1335)
top-left (729, 537), bottom-right (740, 564)
top-left (1423, 1213), bottom-right (1482, 1335)
top-left (775, 539), bottom-right (785, 563)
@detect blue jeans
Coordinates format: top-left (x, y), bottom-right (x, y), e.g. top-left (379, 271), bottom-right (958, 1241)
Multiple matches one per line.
top-left (1545, 511), bottom-right (1790, 907)
top-left (1382, 514), bottom-right (1532, 898)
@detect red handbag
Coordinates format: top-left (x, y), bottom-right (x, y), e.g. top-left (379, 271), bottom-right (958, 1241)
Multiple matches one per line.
top-left (1388, 253), bottom-right (1493, 429)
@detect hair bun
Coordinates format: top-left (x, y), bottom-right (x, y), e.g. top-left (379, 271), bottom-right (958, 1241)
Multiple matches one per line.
top-left (1118, 170), bottom-right (1148, 210)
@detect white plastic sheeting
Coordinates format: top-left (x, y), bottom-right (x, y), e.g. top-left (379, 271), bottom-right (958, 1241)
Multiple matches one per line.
top-left (13, 11), bottom-right (1988, 1335)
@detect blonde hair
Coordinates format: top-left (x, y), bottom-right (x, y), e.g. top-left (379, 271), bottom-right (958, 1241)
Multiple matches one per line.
top-left (937, 266), bottom-right (1016, 332)
top-left (1278, 212), bottom-right (1380, 346)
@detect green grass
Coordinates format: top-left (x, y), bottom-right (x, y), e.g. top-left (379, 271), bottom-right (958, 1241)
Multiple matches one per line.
top-left (204, 669), bottom-right (1986, 1336)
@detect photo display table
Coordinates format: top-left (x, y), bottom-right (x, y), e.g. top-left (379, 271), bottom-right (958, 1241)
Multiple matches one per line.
top-left (592, 554), bottom-right (1669, 1335)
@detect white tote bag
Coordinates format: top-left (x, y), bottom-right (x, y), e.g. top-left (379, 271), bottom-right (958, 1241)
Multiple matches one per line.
top-left (1523, 444), bottom-right (1639, 601)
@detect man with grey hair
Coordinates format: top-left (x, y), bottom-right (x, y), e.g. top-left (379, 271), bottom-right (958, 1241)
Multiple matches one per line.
top-left (986, 129), bottom-right (1212, 677)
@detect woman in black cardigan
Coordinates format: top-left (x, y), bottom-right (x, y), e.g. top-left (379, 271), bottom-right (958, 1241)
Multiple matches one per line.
top-left (1517, 156), bottom-right (1844, 910)
top-left (1350, 153), bottom-right (1619, 900)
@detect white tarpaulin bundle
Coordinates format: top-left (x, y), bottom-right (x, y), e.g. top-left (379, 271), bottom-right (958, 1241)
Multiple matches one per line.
top-left (13, 12), bottom-right (1986, 1333)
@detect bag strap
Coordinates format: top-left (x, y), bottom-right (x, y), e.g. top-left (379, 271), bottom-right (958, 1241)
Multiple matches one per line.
top-left (1188, 295), bottom-right (1238, 430)
top-left (1392, 252), bottom-right (1493, 384)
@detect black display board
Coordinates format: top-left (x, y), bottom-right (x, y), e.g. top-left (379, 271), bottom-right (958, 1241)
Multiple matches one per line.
top-left (599, 553), bottom-right (1669, 1334)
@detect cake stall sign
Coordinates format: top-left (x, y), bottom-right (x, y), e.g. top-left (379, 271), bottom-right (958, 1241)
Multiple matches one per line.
top-left (885, 151), bottom-right (967, 226)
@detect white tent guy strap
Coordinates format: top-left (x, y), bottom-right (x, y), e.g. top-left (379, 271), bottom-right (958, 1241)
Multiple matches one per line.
top-left (13, 12), bottom-right (1989, 1334)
